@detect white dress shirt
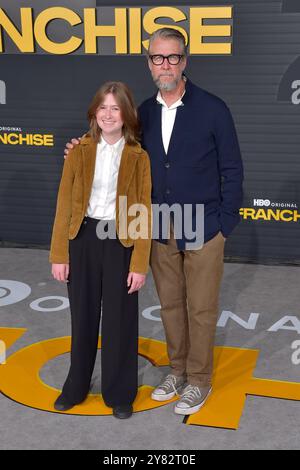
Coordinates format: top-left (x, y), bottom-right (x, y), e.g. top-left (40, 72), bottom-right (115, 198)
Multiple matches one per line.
top-left (86, 136), bottom-right (125, 220)
top-left (156, 89), bottom-right (185, 154)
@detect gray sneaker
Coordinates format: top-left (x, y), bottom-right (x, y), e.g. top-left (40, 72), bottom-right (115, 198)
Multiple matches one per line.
top-left (174, 384), bottom-right (212, 415)
top-left (151, 374), bottom-right (187, 401)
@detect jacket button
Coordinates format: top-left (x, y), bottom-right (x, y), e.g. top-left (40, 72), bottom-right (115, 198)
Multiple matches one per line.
top-left (165, 162), bottom-right (170, 169)
top-left (166, 189), bottom-right (171, 195)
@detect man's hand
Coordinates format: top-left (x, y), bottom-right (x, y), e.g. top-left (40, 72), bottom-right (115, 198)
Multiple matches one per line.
top-left (64, 137), bottom-right (81, 159)
top-left (52, 264), bottom-right (69, 283)
top-left (127, 272), bottom-right (146, 294)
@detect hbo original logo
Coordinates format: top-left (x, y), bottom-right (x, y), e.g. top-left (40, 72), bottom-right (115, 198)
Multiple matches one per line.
top-left (253, 199), bottom-right (271, 207)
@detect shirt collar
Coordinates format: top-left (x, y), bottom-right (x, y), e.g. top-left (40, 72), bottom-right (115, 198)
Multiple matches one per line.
top-left (99, 135), bottom-right (125, 153)
top-left (156, 88), bottom-right (186, 110)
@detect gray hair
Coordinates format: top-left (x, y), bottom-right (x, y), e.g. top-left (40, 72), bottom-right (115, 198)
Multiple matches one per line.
top-left (148, 28), bottom-right (188, 56)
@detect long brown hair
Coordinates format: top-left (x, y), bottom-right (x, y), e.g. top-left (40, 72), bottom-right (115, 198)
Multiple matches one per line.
top-left (87, 81), bottom-right (140, 145)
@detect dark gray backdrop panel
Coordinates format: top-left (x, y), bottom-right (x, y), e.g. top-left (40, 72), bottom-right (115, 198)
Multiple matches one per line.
top-left (0, 0), bottom-right (300, 263)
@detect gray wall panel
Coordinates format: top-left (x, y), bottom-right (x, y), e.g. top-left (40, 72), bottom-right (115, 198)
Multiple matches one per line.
top-left (0, 0), bottom-right (299, 263)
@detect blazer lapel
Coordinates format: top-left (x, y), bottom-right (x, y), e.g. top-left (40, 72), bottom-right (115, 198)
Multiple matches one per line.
top-left (82, 140), bottom-right (97, 211)
top-left (117, 144), bottom-right (139, 196)
top-left (166, 105), bottom-right (186, 156)
top-left (165, 78), bottom-right (193, 156)
top-left (81, 139), bottom-right (139, 217)
top-left (154, 101), bottom-right (166, 156)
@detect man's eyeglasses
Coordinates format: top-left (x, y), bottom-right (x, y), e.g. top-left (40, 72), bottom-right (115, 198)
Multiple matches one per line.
top-left (149, 54), bottom-right (185, 66)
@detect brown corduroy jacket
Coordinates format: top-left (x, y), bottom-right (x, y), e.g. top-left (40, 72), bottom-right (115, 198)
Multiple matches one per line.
top-left (49, 135), bottom-right (152, 274)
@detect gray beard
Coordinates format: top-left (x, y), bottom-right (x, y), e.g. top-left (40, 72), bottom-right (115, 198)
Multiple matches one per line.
top-left (153, 75), bottom-right (181, 91)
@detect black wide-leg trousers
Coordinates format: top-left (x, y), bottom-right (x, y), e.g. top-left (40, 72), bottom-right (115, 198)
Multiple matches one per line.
top-left (61, 217), bottom-right (139, 407)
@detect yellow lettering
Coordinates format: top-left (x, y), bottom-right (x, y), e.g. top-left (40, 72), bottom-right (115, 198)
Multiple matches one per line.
top-left (240, 208), bottom-right (300, 223)
top-left (0, 335), bottom-right (170, 416)
top-left (0, 8), bottom-right (34, 53)
top-left (0, 134), bottom-right (8, 144)
top-left (0, 327), bottom-right (27, 350)
top-left (84, 8), bottom-right (127, 54)
top-left (280, 210), bottom-right (293, 222)
top-left (255, 209), bottom-right (268, 221)
top-left (8, 133), bottom-right (19, 145)
top-left (267, 209), bottom-right (280, 221)
top-left (294, 211), bottom-right (300, 222)
top-left (32, 134), bottom-right (43, 146)
top-left (43, 135), bottom-right (54, 146)
top-left (0, 133), bottom-right (54, 146)
top-left (34, 7), bottom-right (82, 55)
top-left (241, 208), bottom-right (256, 220)
top-left (19, 134), bottom-right (32, 145)
top-left (129, 8), bottom-right (142, 54)
top-left (189, 7), bottom-right (232, 55)
top-left (142, 7), bottom-right (188, 51)
top-left (0, 6), bottom-right (236, 56)
top-left (1, 327), bottom-right (300, 429)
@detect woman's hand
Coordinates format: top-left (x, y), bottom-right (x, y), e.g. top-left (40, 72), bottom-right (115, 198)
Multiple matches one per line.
top-left (127, 272), bottom-right (146, 294)
top-left (52, 264), bottom-right (70, 283)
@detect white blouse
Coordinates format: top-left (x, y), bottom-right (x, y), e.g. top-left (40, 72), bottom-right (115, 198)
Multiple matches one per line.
top-left (86, 136), bottom-right (125, 220)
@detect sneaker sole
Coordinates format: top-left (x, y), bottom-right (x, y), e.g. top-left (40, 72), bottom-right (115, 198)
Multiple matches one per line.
top-left (174, 387), bottom-right (212, 415)
top-left (151, 390), bottom-right (177, 401)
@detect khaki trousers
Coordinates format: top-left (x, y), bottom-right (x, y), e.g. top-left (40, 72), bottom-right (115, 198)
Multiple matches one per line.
top-left (150, 228), bottom-right (225, 387)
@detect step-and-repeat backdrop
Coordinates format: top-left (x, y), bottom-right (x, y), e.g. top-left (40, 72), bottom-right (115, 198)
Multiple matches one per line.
top-left (0, 0), bottom-right (299, 264)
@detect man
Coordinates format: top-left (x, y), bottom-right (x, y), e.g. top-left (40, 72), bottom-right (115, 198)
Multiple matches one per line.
top-left (139, 28), bottom-right (243, 415)
top-left (64, 27), bottom-right (243, 416)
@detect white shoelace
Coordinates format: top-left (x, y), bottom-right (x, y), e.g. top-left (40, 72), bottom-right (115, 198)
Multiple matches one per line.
top-left (180, 385), bottom-right (201, 404)
top-left (160, 374), bottom-right (180, 394)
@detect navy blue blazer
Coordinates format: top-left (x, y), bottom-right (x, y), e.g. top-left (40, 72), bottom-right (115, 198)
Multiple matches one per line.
top-left (138, 78), bottom-right (244, 249)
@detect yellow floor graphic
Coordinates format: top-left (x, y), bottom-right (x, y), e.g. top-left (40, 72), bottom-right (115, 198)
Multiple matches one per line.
top-left (1, 328), bottom-right (300, 429)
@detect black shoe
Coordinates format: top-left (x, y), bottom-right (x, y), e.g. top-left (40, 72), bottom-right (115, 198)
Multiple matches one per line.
top-left (113, 405), bottom-right (133, 419)
top-left (54, 394), bottom-right (75, 412)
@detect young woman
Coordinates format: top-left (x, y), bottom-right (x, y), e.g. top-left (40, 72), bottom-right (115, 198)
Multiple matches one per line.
top-left (49, 82), bottom-right (152, 419)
